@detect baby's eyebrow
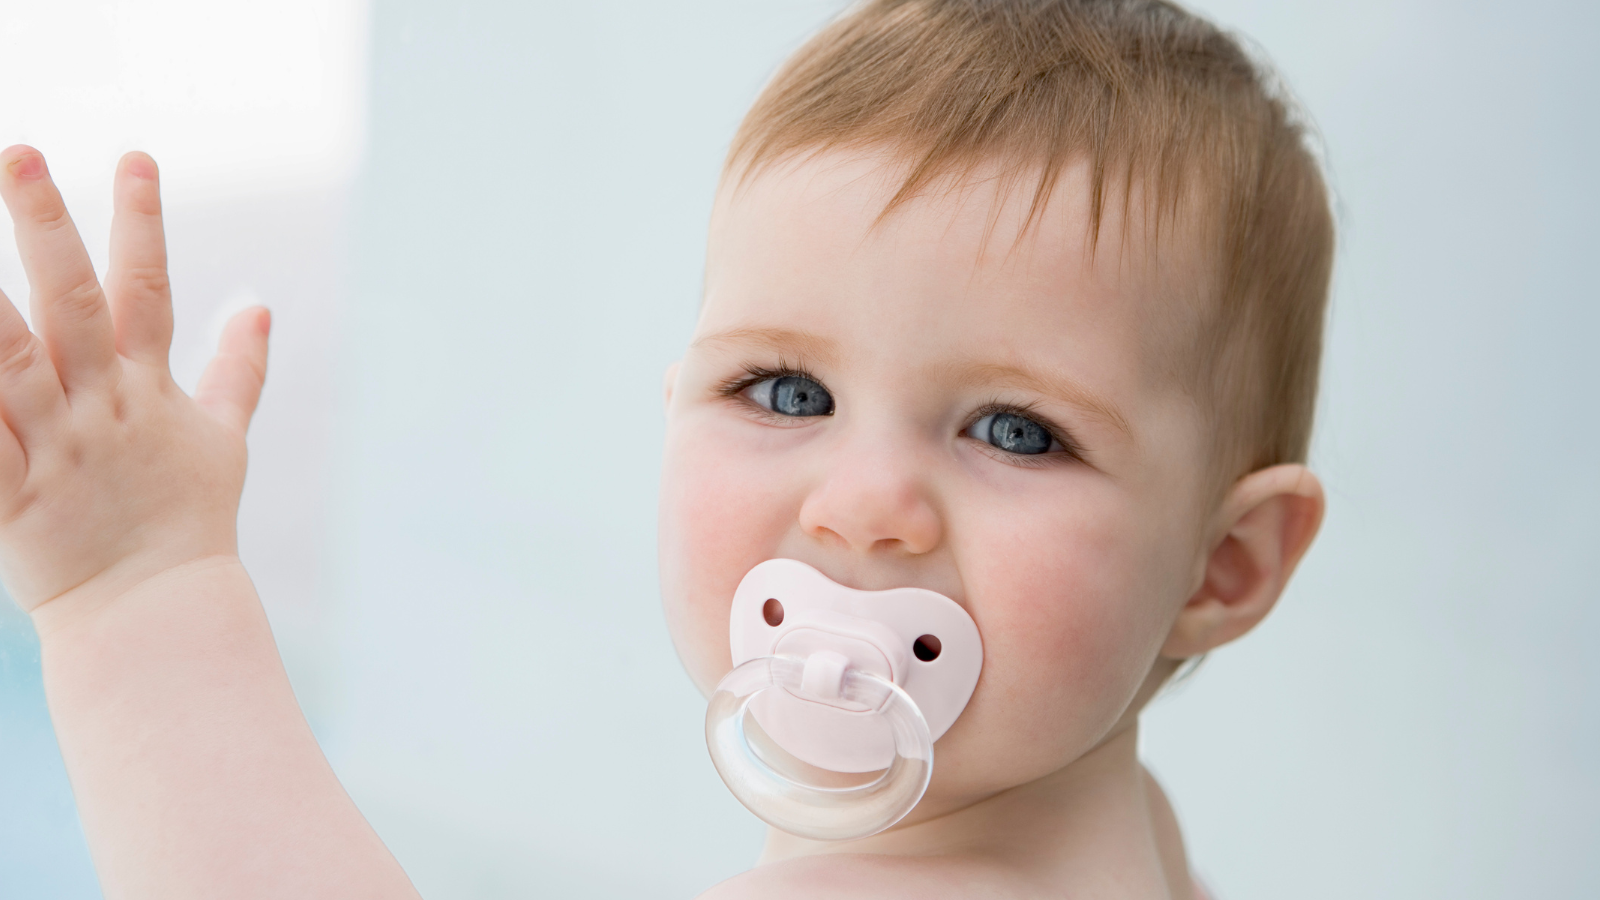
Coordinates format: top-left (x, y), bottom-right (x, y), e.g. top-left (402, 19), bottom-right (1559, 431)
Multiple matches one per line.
top-left (692, 326), bottom-right (840, 365)
top-left (949, 360), bottom-right (1133, 441)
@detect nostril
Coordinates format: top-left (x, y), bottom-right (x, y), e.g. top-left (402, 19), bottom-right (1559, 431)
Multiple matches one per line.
top-left (762, 598), bottom-right (784, 627)
top-left (913, 634), bottom-right (941, 662)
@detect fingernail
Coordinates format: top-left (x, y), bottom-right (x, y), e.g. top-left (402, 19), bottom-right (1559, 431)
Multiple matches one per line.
top-left (257, 308), bottom-right (272, 336)
top-left (7, 153), bottom-right (45, 181)
top-left (126, 155), bottom-right (157, 180)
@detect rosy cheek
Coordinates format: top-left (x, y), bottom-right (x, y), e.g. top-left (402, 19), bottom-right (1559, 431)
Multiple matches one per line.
top-left (958, 493), bottom-right (1156, 747)
top-left (659, 418), bottom-right (799, 693)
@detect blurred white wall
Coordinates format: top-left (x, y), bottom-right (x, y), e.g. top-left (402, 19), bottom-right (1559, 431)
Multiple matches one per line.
top-left (1, 1), bottom-right (1596, 898)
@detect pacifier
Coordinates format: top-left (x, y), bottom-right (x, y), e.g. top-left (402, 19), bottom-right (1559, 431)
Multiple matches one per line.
top-left (705, 559), bottom-right (983, 841)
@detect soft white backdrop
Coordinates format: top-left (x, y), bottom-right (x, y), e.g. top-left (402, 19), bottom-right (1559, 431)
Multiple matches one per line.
top-left (0, 1), bottom-right (1595, 897)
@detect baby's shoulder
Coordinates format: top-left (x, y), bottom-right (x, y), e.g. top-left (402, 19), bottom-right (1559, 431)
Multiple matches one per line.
top-left (697, 853), bottom-right (1017, 900)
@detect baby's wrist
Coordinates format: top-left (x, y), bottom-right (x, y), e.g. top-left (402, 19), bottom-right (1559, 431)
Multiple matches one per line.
top-left (29, 551), bottom-right (248, 645)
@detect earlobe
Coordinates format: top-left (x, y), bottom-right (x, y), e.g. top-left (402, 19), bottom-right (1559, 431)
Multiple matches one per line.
top-left (1162, 464), bottom-right (1325, 659)
top-left (663, 361), bottom-right (681, 411)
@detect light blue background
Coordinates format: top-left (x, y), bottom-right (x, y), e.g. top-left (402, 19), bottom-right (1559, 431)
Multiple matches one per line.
top-left (2, 0), bottom-right (1596, 897)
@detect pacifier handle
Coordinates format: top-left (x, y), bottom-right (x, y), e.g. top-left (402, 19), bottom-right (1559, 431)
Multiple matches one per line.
top-left (705, 654), bottom-right (934, 842)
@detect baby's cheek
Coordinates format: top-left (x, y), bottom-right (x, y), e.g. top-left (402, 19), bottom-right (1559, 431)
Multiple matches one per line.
top-left (947, 500), bottom-right (1168, 785)
top-left (658, 419), bottom-right (799, 695)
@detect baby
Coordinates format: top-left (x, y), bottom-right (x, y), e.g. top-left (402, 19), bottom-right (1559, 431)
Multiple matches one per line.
top-left (0, 1), bottom-right (1332, 898)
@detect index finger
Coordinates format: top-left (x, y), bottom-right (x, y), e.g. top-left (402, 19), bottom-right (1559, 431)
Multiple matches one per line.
top-left (0, 146), bottom-right (119, 393)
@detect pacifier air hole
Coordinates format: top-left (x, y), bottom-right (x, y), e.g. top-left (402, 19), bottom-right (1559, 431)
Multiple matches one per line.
top-left (763, 598), bottom-right (784, 627)
top-left (913, 634), bottom-right (941, 661)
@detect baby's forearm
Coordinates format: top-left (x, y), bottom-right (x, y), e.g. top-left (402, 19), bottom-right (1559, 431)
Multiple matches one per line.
top-left (33, 557), bottom-right (419, 900)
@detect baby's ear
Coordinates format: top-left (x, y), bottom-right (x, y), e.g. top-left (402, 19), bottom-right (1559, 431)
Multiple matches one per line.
top-left (1161, 464), bottom-right (1324, 659)
top-left (663, 361), bottom-right (681, 411)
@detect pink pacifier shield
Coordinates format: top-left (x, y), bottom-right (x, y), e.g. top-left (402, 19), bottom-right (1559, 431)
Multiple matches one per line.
top-left (730, 559), bottom-right (983, 773)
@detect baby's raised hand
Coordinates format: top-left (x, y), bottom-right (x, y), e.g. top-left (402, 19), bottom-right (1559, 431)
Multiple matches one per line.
top-left (0, 146), bottom-right (269, 620)
top-left (0, 148), bottom-right (417, 898)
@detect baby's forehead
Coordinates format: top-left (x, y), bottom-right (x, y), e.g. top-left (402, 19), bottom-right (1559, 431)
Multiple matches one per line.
top-left (705, 151), bottom-right (1215, 367)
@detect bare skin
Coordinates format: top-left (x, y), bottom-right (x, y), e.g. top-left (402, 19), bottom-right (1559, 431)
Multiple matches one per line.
top-left (1, 144), bottom-right (1319, 898)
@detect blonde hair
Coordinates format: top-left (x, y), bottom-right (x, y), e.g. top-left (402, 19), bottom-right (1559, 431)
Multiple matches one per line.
top-left (726, 0), bottom-right (1335, 482)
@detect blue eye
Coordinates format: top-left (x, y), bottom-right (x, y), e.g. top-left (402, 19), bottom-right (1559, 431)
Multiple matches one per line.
top-left (749, 374), bottom-right (834, 417)
top-left (969, 412), bottom-right (1055, 455)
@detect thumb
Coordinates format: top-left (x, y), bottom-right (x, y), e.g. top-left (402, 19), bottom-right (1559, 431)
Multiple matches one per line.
top-left (195, 306), bottom-right (270, 433)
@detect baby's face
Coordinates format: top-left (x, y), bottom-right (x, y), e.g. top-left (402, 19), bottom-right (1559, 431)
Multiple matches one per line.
top-left (660, 152), bottom-right (1216, 811)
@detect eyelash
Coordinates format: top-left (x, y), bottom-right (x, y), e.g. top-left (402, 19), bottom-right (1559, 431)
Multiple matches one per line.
top-left (963, 401), bottom-right (1085, 467)
top-left (715, 362), bottom-right (814, 400)
top-left (716, 365), bottom-right (1087, 465)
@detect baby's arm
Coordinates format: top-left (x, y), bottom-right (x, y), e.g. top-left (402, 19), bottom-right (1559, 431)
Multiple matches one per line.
top-left (0, 147), bottom-right (418, 899)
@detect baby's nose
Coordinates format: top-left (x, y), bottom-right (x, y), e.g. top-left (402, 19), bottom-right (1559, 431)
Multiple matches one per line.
top-left (797, 445), bottom-right (942, 555)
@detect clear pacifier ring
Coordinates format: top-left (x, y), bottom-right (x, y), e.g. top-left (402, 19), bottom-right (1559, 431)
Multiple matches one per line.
top-left (706, 655), bottom-right (934, 842)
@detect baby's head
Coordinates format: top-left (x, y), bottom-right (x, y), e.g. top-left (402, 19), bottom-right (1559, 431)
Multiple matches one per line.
top-left (660, 0), bottom-right (1332, 821)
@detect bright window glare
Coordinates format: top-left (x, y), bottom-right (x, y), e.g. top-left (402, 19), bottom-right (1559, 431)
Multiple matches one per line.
top-left (0, 0), bottom-right (368, 192)
top-left (0, 0), bottom-right (368, 324)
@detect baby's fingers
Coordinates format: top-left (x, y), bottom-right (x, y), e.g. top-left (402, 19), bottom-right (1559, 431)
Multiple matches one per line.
top-left (194, 306), bottom-right (270, 434)
top-left (0, 283), bottom-right (68, 446)
top-left (0, 147), bottom-right (118, 393)
top-left (106, 152), bottom-right (174, 367)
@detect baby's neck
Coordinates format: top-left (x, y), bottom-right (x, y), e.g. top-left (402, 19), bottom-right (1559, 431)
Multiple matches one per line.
top-left (756, 723), bottom-right (1193, 898)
